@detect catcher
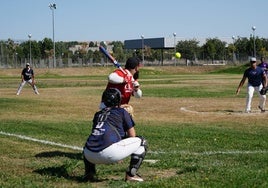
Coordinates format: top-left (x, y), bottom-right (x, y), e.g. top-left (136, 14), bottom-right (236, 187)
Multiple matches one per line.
top-left (16, 63), bottom-right (39, 95)
top-left (236, 57), bottom-right (267, 113)
top-left (83, 88), bottom-right (147, 182)
top-left (100, 57), bottom-right (142, 116)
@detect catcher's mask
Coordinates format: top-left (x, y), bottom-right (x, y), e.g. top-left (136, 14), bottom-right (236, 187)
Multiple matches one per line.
top-left (102, 88), bottom-right (121, 107)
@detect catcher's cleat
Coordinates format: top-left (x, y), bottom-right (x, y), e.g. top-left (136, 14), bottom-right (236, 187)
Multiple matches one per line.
top-left (125, 173), bottom-right (144, 182)
top-left (258, 106), bottom-right (265, 113)
top-left (83, 173), bottom-right (98, 182)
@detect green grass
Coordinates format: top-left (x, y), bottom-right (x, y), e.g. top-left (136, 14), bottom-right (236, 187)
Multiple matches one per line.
top-left (0, 66), bottom-right (268, 187)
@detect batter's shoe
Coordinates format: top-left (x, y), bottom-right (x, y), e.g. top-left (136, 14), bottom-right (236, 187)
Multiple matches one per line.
top-left (125, 173), bottom-right (144, 182)
top-left (258, 106), bottom-right (265, 113)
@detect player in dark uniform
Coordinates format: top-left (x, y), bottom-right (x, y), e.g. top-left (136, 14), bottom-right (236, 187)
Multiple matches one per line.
top-left (16, 63), bottom-right (39, 95)
top-left (236, 57), bottom-right (267, 113)
top-left (258, 56), bottom-right (268, 76)
top-left (83, 88), bottom-right (147, 182)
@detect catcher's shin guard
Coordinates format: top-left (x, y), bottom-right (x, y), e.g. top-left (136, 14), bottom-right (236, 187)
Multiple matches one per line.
top-left (126, 137), bottom-right (148, 177)
top-left (126, 152), bottom-right (146, 177)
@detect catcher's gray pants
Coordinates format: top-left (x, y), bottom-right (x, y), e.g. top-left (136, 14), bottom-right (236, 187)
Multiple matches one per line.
top-left (17, 79), bottom-right (39, 95)
top-left (246, 84), bottom-right (266, 112)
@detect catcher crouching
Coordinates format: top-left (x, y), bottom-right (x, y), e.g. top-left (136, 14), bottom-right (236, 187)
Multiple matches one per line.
top-left (83, 88), bottom-right (147, 182)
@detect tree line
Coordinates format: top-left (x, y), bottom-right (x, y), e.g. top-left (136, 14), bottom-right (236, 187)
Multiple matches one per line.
top-left (1, 36), bottom-right (268, 68)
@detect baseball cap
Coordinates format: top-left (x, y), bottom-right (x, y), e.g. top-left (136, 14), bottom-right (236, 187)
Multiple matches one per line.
top-left (250, 57), bottom-right (256, 62)
top-left (125, 57), bottom-right (141, 70)
top-left (26, 63), bottom-right (30, 66)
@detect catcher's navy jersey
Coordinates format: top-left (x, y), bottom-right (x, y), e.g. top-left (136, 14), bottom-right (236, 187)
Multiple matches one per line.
top-left (85, 107), bottom-right (135, 152)
top-left (244, 66), bottom-right (265, 87)
top-left (22, 68), bottom-right (34, 81)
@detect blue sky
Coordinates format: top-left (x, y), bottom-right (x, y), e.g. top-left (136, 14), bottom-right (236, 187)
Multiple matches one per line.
top-left (1, 0), bottom-right (266, 42)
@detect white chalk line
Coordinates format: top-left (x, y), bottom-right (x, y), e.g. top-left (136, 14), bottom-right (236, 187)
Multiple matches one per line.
top-left (180, 107), bottom-right (263, 115)
top-left (1, 131), bottom-right (267, 160)
top-left (149, 150), bottom-right (268, 156)
top-left (0, 131), bottom-right (83, 151)
top-left (0, 131), bottom-right (158, 163)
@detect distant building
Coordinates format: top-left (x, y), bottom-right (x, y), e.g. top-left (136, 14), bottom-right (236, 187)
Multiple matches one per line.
top-left (68, 42), bottom-right (113, 54)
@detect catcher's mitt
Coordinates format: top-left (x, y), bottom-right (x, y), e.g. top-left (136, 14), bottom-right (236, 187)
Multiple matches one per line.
top-left (121, 104), bottom-right (134, 117)
top-left (260, 87), bottom-right (267, 95)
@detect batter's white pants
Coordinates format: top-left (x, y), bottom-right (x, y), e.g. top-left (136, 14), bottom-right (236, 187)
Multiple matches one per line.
top-left (84, 137), bottom-right (145, 164)
top-left (245, 84), bottom-right (266, 112)
top-left (17, 79), bottom-right (39, 95)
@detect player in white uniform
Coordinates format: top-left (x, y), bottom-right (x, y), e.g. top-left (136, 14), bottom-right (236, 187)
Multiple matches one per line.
top-left (16, 63), bottom-right (39, 95)
top-left (83, 88), bottom-right (147, 182)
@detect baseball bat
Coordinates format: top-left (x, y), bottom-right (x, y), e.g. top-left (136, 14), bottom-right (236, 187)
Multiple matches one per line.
top-left (99, 46), bottom-right (126, 74)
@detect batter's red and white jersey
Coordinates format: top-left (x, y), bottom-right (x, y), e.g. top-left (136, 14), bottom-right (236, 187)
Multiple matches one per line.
top-left (106, 69), bottom-right (135, 105)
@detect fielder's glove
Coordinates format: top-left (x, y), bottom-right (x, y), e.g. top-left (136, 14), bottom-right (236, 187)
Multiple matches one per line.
top-left (121, 104), bottom-right (134, 117)
top-left (260, 87), bottom-right (267, 95)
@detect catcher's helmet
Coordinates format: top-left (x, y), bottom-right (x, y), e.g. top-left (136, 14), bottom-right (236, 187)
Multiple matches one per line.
top-left (102, 88), bottom-right (121, 107)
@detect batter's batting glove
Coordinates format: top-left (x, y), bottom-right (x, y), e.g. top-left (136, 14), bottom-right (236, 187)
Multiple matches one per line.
top-left (260, 87), bottom-right (267, 95)
top-left (133, 80), bottom-right (140, 88)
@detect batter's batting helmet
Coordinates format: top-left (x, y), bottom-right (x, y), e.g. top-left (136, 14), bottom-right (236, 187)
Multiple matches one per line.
top-left (125, 57), bottom-right (141, 70)
top-left (102, 88), bottom-right (121, 107)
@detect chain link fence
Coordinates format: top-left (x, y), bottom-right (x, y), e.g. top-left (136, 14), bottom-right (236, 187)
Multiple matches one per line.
top-left (0, 55), bottom-right (248, 69)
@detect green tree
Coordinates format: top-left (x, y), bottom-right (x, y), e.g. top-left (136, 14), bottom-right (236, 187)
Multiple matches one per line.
top-left (235, 37), bottom-right (250, 60)
top-left (93, 50), bottom-right (101, 63)
top-left (39, 38), bottom-right (53, 58)
top-left (111, 41), bottom-right (125, 62)
top-left (89, 41), bottom-right (95, 47)
top-left (259, 38), bottom-right (268, 57)
top-left (176, 39), bottom-right (200, 61)
top-left (202, 38), bottom-right (226, 62)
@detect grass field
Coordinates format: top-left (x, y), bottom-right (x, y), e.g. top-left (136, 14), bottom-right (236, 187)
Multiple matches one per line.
top-left (0, 66), bottom-right (267, 188)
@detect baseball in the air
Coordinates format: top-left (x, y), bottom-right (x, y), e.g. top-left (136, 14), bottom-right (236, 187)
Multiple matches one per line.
top-left (175, 52), bottom-right (181, 59)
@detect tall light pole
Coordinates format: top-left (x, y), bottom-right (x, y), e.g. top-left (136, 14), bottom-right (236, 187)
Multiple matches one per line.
top-left (173, 32), bottom-right (177, 66)
top-left (28, 34), bottom-right (32, 64)
top-left (232, 35), bottom-right (236, 62)
top-left (49, 3), bottom-right (56, 68)
top-left (141, 35), bottom-right (144, 64)
top-left (15, 52), bottom-right (18, 67)
top-left (252, 26), bottom-right (256, 57)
